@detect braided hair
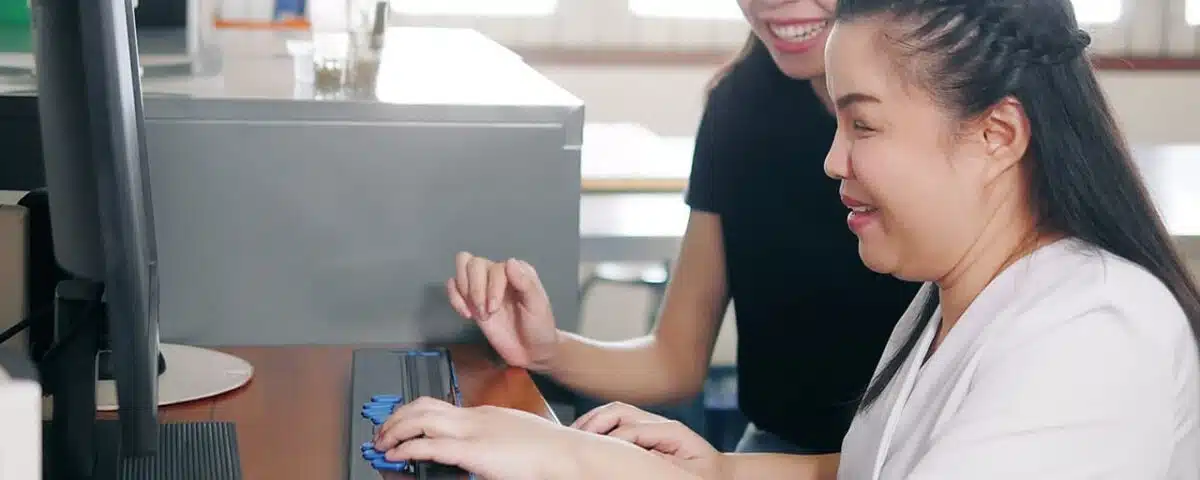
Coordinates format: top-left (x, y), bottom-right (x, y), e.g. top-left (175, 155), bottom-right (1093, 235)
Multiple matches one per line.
top-left (835, 0), bottom-right (1200, 412)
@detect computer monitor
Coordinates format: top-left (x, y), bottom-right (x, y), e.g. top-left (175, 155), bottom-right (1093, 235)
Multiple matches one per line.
top-left (30, 0), bottom-right (160, 477)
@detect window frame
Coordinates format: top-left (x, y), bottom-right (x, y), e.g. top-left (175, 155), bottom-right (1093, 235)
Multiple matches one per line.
top-left (390, 0), bottom-right (558, 17)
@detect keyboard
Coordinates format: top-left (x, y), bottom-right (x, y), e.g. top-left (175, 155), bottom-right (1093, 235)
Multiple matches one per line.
top-left (347, 347), bottom-right (468, 480)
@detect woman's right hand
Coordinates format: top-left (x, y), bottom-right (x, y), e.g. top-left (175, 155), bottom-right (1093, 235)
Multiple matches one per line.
top-left (447, 252), bottom-right (559, 372)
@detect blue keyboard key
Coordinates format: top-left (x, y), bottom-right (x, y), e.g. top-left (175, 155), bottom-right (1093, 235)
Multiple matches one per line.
top-left (362, 410), bottom-right (392, 419)
top-left (369, 415), bottom-right (387, 425)
top-left (362, 402), bottom-right (397, 410)
top-left (371, 394), bottom-right (402, 403)
top-left (362, 449), bottom-right (386, 461)
top-left (361, 441), bottom-right (375, 451)
top-left (362, 411), bottom-right (392, 422)
top-left (371, 458), bottom-right (408, 472)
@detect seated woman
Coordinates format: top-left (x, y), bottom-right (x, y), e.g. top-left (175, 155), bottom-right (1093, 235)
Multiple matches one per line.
top-left (371, 0), bottom-right (1200, 478)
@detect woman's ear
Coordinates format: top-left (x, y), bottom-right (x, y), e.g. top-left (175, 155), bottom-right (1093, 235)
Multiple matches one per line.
top-left (979, 96), bottom-right (1030, 181)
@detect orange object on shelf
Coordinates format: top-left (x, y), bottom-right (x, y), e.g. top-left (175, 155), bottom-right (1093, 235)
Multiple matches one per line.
top-left (213, 16), bottom-right (311, 30)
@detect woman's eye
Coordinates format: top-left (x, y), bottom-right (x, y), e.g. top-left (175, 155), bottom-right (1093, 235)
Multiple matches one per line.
top-left (852, 120), bottom-right (874, 132)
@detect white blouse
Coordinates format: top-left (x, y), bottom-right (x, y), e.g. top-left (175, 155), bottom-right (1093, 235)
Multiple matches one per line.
top-left (839, 238), bottom-right (1200, 479)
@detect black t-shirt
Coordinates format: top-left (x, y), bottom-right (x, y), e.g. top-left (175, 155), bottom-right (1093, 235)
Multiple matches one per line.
top-left (687, 41), bottom-right (921, 452)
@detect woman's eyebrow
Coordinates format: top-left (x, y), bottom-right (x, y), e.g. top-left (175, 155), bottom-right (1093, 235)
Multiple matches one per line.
top-left (835, 91), bottom-right (882, 110)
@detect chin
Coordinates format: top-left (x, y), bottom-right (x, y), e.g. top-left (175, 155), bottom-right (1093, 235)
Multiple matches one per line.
top-left (857, 241), bottom-right (900, 277)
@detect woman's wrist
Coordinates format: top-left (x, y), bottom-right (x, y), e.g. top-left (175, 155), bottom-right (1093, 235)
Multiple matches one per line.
top-left (711, 453), bottom-right (735, 480)
top-left (534, 328), bottom-right (570, 374)
top-left (555, 431), bottom-right (702, 480)
top-left (542, 442), bottom-right (583, 479)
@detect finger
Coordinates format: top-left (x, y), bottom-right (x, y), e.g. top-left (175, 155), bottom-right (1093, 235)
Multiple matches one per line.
top-left (378, 396), bottom-right (454, 435)
top-left (504, 259), bottom-right (547, 301)
top-left (376, 397), bottom-right (461, 449)
top-left (454, 252), bottom-right (473, 301)
top-left (485, 262), bottom-right (508, 315)
top-left (607, 421), bottom-right (687, 456)
top-left (465, 257), bottom-right (491, 318)
top-left (376, 410), bottom-right (469, 451)
top-left (446, 278), bottom-right (473, 319)
top-left (388, 438), bottom-right (519, 480)
top-left (570, 402), bottom-right (621, 430)
top-left (572, 402), bottom-right (639, 434)
top-left (568, 406), bottom-right (598, 430)
top-left (568, 402), bottom-right (607, 429)
top-left (572, 402), bottom-right (667, 433)
top-left (572, 409), bottom-right (620, 434)
top-left (385, 437), bottom-right (471, 470)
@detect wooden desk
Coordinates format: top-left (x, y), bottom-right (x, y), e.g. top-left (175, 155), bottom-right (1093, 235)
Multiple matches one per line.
top-left (150, 344), bottom-right (553, 480)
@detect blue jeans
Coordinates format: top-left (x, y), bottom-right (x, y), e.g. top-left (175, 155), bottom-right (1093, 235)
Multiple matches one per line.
top-left (735, 423), bottom-right (827, 454)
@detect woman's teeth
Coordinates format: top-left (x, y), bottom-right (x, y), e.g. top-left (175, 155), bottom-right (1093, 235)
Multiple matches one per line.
top-left (768, 21), bottom-right (828, 43)
top-left (851, 205), bottom-right (876, 213)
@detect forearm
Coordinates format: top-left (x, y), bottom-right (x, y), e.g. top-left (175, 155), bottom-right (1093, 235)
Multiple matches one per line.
top-left (543, 330), bottom-right (703, 405)
top-left (720, 453), bottom-right (840, 480)
top-left (558, 433), bottom-right (703, 480)
top-left (542, 212), bottom-right (727, 406)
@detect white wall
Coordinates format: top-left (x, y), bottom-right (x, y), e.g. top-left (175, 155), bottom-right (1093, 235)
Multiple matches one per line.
top-left (531, 62), bottom-right (1200, 144)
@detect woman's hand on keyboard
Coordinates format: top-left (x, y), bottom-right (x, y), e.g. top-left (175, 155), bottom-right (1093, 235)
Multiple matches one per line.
top-left (572, 402), bottom-right (725, 479)
top-left (375, 396), bottom-right (705, 480)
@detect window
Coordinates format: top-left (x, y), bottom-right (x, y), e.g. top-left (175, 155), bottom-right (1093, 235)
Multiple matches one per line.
top-left (1189, 0), bottom-right (1200, 25)
top-left (1072, 0), bottom-right (1121, 24)
top-left (628, 0), bottom-right (744, 20)
top-left (629, 0), bottom-right (1115, 23)
top-left (390, 0), bottom-right (557, 17)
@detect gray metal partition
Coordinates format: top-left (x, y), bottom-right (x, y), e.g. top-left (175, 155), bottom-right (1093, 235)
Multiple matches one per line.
top-left (144, 98), bottom-right (583, 346)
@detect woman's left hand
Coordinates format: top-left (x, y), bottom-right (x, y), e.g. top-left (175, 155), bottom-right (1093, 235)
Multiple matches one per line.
top-left (573, 402), bottom-right (725, 479)
top-left (373, 396), bottom-right (581, 480)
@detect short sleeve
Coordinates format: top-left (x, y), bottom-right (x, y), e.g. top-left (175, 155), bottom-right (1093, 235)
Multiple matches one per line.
top-left (684, 84), bottom-right (730, 214)
top-left (907, 309), bottom-right (1180, 479)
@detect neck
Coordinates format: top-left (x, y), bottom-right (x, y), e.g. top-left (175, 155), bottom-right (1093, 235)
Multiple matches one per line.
top-left (810, 76), bottom-right (833, 114)
top-left (934, 203), bottom-right (1046, 341)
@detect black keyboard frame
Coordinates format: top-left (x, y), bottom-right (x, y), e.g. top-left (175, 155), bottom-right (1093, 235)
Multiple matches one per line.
top-left (346, 347), bottom-right (470, 480)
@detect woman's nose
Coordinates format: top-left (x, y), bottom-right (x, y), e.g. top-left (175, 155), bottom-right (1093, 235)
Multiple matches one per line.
top-left (824, 134), bottom-right (850, 180)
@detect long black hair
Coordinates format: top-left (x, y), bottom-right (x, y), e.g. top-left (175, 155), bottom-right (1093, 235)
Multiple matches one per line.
top-left (706, 33), bottom-right (759, 94)
top-left (834, 0), bottom-right (1200, 411)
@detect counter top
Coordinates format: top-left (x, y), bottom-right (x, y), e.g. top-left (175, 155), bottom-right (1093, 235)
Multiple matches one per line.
top-left (1, 26), bottom-right (582, 110)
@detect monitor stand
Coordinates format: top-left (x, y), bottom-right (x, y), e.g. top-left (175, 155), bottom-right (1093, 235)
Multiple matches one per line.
top-left (39, 279), bottom-right (242, 480)
top-left (95, 343), bottom-right (254, 413)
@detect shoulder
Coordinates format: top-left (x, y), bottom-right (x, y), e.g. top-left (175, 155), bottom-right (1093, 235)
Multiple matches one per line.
top-left (977, 238), bottom-right (1198, 403)
top-left (987, 239), bottom-right (1191, 351)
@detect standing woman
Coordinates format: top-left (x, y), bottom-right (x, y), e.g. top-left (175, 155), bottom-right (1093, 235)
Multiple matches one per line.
top-left (444, 0), bottom-right (918, 460)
